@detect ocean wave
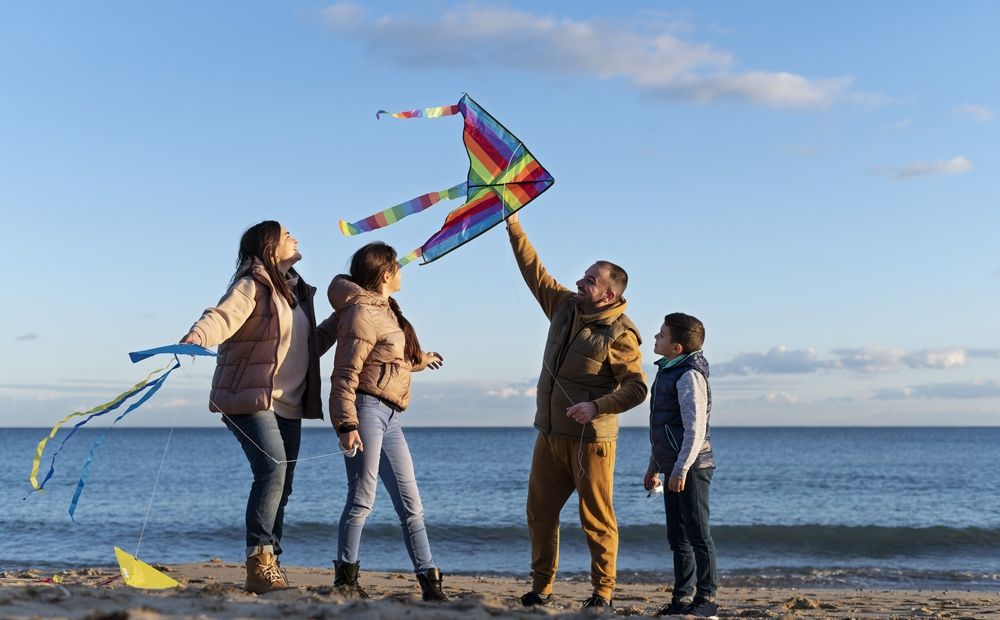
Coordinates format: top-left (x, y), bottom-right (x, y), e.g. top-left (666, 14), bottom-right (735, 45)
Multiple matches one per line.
top-left (276, 522), bottom-right (1000, 557)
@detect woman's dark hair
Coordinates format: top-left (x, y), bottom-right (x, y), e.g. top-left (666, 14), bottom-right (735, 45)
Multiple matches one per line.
top-left (349, 242), bottom-right (422, 365)
top-left (233, 220), bottom-right (295, 307)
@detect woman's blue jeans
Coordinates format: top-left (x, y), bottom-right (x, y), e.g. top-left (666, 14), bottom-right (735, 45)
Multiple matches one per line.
top-left (223, 410), bottom-right (301, 557)
top-left (337, 394), bottom-right (435, 573)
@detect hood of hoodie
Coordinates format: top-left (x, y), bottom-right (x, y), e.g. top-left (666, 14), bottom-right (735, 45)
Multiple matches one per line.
top-left (577, 297), bottom-right (629, 327)
top-left (328, 274), bottom-right (388, 313)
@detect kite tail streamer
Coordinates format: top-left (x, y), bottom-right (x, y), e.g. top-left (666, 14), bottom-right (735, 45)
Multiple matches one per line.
top-left (339, 182), bottom-right (467, 236)
top-left (31, 361), bottom-right (175, 491)
top-left (69, 359), bottom-right (180, 521)
top-left (376, 104), bottom-right (461, 120)
top-left (397, 247), bottom-right (423, 267)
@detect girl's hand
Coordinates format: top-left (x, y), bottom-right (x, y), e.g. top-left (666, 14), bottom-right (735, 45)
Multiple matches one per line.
top-left (340, 430), bottom-right (363, 455)
top-left (423, 352), bottom-right (444, 370)
top-left (180, 332), bottom-right (202, 346)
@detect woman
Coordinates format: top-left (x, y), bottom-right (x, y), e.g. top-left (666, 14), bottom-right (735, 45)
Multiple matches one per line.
top-left (181, 220), bottom-right (336, 594)
top-left (329, 241), bottom-right (448, 601)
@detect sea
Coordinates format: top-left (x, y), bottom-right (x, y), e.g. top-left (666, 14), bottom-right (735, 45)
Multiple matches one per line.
top-left (2, 426), bottom-right (998, 590)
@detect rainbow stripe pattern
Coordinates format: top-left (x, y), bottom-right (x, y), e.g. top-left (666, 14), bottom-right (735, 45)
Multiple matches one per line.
top-left (340, 94), bottom-right (554, 265)
top-left (376, 103), bottom-right (461, 120)
top-left (340, 183), bottom-right (468, 236)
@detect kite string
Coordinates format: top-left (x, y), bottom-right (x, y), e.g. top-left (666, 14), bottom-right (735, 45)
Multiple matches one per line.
top-left (178, 363), bottom-right (353, 465)
top-left (135, 383), bottom-right (181, 559)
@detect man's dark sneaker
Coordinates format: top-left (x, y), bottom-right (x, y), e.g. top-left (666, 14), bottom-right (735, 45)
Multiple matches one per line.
top-left (683, 597), bottom-right (719, 619)
top-left (581, 595), bottom-right (613, 610)
top-left (656, 598), bottom-right (693, 616)
top-left (519, 590), bottom-right (553, 607)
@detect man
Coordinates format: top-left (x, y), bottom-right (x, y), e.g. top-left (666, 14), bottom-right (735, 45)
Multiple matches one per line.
top-left (506, 212), bottom-right (647, 610)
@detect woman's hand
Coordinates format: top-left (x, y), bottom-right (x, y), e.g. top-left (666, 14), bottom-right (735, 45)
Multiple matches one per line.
top-left (340, 430), bottom-right (363, 455)
top-left (422, 351), bottom-right (444, 370)
top-left (180, 332), bottom-right (202, 346)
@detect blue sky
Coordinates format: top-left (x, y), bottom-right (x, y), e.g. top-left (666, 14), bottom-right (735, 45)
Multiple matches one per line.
top-left (2, 1), bottom-right (998, 427)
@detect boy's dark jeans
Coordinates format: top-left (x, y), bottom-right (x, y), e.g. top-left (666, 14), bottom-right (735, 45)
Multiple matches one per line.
top-left (663, 467), bottom-right (717, 601)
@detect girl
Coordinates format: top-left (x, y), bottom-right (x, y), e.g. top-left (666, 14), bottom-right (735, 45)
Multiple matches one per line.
top-left (328, 241), bottom-right (448, 601)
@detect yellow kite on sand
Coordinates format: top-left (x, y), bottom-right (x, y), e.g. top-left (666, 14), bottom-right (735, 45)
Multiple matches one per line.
top-left (114, 547), bottom-right (179, 589)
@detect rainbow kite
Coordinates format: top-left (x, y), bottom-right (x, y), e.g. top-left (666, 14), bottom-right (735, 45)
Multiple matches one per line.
top-left (339, 94), bottom-right (554, 265)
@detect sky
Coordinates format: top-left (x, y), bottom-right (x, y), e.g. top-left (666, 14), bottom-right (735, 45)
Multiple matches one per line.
top-left (2, 1), bottom-right (998, 427)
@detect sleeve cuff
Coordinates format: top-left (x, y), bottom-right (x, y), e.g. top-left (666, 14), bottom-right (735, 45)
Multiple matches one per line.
top-left (336, 422), bottom-right (358, 435)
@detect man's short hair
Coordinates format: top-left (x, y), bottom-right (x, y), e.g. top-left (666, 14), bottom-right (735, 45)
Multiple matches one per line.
top-left (664, 313), bottom-right (705, 352)
top-left (595, 260), bottom-right (628, 297)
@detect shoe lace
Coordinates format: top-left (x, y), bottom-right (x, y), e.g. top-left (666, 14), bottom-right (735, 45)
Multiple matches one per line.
top-left (259, 559), bottom-right (284, 584)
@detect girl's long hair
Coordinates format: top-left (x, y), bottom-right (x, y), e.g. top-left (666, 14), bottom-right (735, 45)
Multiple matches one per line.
top-left (349, 242), bottom-right (421, 365)
top-left (233, 220), bottom-right (295, 307)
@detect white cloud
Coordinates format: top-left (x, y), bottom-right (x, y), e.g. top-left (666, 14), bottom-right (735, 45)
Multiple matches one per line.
top-left (871, 155), bottom-right (973, 179)
top-left (715, 346), bottom-right (830, 376)
top-left (321, 3), bottom-right (870, 110)
top-left (831, 347), bottom-right (904, 374)
top-left (760, 392), bottom-right (799, 404)
top-left (833, 347), bottom-right (972, 374)
top-left (871, 380), bottom-right (1000, 400)
top-left (893, 117), bottom-right (912, 130)
top-left (487, 381), bottom-right (537, 399)
top-left (15, 332), bottom-right (38, 341)
top-left (901, 348), bottom-right (967, 370)
top-left (717, 346), bottom-right (1000, 377)
top-left (956, 103), bottom-right (994, 122)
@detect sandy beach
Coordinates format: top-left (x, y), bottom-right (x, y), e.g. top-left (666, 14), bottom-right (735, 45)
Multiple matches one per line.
top-left (2, 561), bottom-right (997, 619)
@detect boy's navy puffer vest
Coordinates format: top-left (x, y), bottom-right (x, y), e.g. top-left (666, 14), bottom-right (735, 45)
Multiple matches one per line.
top-left (649, 351), bottom-right (714, 471)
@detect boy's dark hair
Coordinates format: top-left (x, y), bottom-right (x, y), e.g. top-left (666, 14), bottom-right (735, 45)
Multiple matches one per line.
top-left (664, 313), bottom-right (705, 353)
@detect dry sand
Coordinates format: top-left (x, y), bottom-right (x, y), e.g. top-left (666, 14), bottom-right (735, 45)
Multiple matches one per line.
top-left (1, 561), bottom-right (997, 619)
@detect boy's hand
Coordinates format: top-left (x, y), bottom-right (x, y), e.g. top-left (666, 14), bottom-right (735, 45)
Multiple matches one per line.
top-left (507, 212), bottom-right (519, 226)
top-left (667, 474), bottom-right (686, 493)
top-left (643, 469), bottom-right (661, 491)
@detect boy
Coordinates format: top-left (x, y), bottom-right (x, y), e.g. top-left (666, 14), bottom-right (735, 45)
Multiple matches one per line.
top-left (643, 313), bottom-right (718, 618)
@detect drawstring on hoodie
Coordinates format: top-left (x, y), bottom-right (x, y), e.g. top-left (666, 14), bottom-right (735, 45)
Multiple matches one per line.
top-left (540, 357), bottom-right (590, 480)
